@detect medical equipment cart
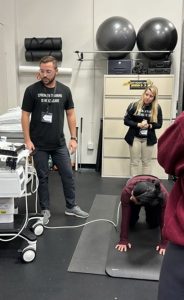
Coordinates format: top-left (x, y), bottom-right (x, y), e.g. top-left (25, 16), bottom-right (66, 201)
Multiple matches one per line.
top-left (0, 141), bottom-right (44, 263)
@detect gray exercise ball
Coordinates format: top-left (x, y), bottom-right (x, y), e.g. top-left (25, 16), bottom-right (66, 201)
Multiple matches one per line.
top-left (96, 16), bottom-right (136, 58)
top-left (137, 17), bottom-right (178, 59)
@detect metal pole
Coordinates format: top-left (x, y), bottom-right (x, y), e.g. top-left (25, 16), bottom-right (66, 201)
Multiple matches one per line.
top-left (75, 127), bottom-right (78, 171)
top-left (79, 117), bottom-right (83, 172)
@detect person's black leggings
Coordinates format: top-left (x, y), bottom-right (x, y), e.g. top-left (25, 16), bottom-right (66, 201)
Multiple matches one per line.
top-left (129, 203), bottom-right (161, 228)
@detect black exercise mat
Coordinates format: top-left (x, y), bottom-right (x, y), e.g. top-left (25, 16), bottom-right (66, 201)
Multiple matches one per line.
top-left (106, 210), bottom-right (163, 280)
top-left (25, 50), bottom-right (63, 61)
top-left (24, 37), bottom-right (62, 50)
top-left (68, 194), bottom-right (119, 275)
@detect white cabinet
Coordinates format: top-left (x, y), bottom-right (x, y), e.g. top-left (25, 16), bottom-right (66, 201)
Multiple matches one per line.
top-left (102, 75), bottom-right (174, 178)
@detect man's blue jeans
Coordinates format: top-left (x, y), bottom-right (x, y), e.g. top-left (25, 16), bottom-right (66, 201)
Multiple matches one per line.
top-left (33, 146), bottom-right (76, 210)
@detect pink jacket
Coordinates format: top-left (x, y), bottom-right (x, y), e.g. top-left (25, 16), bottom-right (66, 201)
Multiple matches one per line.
top-left (158, 112), bottom-right (184, 246)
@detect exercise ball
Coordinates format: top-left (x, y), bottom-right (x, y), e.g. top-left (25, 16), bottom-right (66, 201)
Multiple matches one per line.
top-left (96, 16), bottom-right (136, 58)
top-left (137, 17), bottom-right (178, 59)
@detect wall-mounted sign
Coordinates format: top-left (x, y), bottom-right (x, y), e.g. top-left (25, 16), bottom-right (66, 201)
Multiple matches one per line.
top-left (129, 80), bottom-right (148, 90)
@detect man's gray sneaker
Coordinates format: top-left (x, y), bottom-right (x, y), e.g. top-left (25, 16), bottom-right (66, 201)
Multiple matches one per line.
top-left (65, 205), bottom-right (89, 218)
top-left (41, 209), bottom-right (51, 225)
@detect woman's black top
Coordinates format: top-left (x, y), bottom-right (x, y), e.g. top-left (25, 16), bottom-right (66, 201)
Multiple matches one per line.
top-left (124, 102), bottom-right (163, 146)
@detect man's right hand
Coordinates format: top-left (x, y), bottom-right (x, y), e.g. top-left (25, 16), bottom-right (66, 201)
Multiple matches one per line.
top-left (25, 140), bottom-right (35, 152)
top-left (115, 243), bottom-right (132, 252)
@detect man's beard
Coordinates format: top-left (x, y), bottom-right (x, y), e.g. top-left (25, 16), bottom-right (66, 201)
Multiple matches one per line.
top-left (41, 75), bottom-right (56, 86)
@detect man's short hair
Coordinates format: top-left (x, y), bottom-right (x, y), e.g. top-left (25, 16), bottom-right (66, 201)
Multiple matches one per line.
top-left (39, 55), bottom-right (58, 69)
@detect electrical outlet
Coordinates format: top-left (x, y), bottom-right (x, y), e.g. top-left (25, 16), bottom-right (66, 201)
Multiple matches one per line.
top-left (87, 141), bottom-right (94, 150)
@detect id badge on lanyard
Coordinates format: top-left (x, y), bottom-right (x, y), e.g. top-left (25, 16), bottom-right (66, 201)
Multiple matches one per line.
top-left (41, 85), bottom-right (57, 123)
top-left (139, 128), bottom-right (148, 136)
top-left (41, 112), bottom-right (53, 123)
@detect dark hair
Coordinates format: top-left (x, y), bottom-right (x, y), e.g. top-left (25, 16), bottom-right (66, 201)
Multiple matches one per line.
top-left (39, 55), bottom-right (58, 69)
top-left (133, 180), bottom-right (163, 206)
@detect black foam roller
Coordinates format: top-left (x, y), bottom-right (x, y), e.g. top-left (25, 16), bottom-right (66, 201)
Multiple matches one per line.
top-left (25, 50), bottom-right (63, 61)
top-left (24, 37), bottom-right (62, 50)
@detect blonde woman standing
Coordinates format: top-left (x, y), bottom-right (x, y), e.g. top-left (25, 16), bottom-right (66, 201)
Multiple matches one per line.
top-left (124, 85), bottom-right (162, 176)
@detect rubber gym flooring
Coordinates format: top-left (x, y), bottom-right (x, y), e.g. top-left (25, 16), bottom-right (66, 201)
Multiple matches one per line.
top-left (0, 170), bottom-right (173, 300)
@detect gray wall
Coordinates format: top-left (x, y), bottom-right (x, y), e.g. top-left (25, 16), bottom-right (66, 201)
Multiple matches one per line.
top-left (0, 0), bottom-right (19, 112)
top-left (0, 0), bottom-right (183, 164)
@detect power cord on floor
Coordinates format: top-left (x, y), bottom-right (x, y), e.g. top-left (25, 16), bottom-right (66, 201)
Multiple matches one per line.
top-left (27, 159), bottom-right (121, 232)
top-left (44, 201), bottom-right (121, 230)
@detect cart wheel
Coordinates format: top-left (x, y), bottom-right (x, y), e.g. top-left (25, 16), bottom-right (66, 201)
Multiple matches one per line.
top-left (33, 223), bottom-right (44, 236)
top-left (22, 248), bottom-right (36, 263)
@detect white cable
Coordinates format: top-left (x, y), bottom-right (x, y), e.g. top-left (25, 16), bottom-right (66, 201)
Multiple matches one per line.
top-left (44, 219), bottom-right (116, 229)
top-left (27, 160), bottom-right (39, 214)
top-left (0, 148), bottom-right (121, 238)
top-left (0, 195), bottom-right (28, 242)
top-left (0, 144), bottom-right (121, 240)
top-left (44, 201), bottom-right (121, 230)
top-left (26, 161), bottom-right (122, 231)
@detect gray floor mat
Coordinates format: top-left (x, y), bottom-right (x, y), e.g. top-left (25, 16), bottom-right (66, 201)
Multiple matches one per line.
top-left (68, 194), bottom-right (120, 275)
top-left (105, 209), bottom-right (164, 280)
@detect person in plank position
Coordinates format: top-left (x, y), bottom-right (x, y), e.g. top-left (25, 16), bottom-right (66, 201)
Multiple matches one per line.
top-left (115, 175), bottom-right (168, 255)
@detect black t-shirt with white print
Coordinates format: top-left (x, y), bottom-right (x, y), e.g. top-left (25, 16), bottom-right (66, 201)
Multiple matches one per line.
top-left (21, 80), bottom-right (74, 150)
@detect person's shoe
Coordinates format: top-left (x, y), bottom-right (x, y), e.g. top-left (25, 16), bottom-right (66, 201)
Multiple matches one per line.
top-left (41, 209), bottom-right (51, 225)
top-left (65, 205), bottom-right (89, 218)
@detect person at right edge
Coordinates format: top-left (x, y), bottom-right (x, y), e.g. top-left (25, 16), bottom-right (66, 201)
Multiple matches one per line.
top-left (124, 85), bottom-right (163, 176)
top-left (157, 112), bottom-right (184, 300)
